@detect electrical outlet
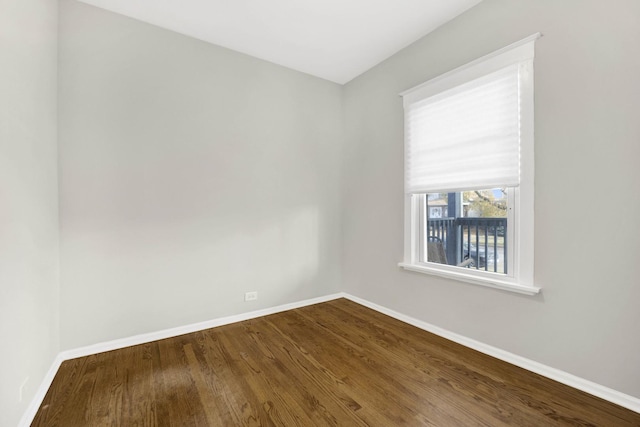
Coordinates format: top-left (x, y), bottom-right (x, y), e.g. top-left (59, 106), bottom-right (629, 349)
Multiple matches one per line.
top-left (19, 377), bottom-right (29, 403)
top-left (244, 291), bottom-right (258, 302)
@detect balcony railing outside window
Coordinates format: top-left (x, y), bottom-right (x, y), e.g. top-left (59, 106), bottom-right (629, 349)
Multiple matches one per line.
top-left (427, 217), bottom-right (507, 274)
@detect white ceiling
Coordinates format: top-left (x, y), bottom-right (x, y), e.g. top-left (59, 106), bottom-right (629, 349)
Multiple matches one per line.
top-left (78, 0), bottom-right (481, 84)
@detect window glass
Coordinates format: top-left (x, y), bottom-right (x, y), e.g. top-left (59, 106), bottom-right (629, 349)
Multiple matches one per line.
top-left (425, 189), bottom-right (507, 274)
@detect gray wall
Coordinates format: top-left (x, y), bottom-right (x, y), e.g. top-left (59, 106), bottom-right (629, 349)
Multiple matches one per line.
top-left (0, 0), bottom-right (60, 424)
top-left (58, 0), bottom-right (343, 350)
top-left (342, 0), bottom-right (640, 398)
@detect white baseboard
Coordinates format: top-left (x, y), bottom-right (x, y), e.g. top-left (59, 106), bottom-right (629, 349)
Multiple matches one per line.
top-left (61, 293), bottom-right (345, 361)
top-left (342, 293), bottom-right (640, 415)
top-left (20, 291), bottom-right (640, 426)
top-left (18, 353), bottom-right (66, 427)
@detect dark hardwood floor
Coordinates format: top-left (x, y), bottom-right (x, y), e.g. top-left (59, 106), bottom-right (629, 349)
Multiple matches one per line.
top-left (32, 298), bottom-right (640, 426)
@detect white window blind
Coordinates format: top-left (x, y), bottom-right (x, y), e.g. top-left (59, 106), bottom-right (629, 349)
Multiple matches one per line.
top-left (402, 36), bottom-right (537, 194)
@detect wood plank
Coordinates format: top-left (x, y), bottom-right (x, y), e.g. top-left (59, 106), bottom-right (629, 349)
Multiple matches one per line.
top-left (326, 299), bottom-right (640, 426)
top-left (31, 299), bottom-right (640, 426)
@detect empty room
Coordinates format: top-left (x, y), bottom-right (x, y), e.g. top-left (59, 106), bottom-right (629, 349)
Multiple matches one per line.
top-left (2, 0), bottom-right (640, 425)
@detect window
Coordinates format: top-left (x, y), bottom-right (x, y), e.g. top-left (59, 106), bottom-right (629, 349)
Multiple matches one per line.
top-left (399, 34), bottom-right (541, 295)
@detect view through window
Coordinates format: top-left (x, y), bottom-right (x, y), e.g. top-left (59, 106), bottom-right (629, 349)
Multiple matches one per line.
top-left (425, 188), bottom-right (508, 274)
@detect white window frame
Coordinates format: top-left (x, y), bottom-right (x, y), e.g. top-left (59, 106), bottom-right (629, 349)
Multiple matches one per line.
top-left (398, 34), bottom-right (541, 296)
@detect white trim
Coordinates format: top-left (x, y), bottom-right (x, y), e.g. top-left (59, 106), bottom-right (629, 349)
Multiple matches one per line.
top-left (18, 353), bottom-right (66, 427)
top-left (517, 57), bottom-right (536, 287)
top-left (398, 262), bottom-right (541, 295)
top-left (60, 293), bottom-right (343, 360)
top-left (20, 291), bottom-right (640, 425)
top-left (400, 32), bottom-right (542, 100)
top-left (342, 293), bottom-right (640, 415)
top-left (19, 293), bottom-right (344, 426)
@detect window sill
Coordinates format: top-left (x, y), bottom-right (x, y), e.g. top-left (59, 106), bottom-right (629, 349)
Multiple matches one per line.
top-left (398, 262), bottom-right (541, 296)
